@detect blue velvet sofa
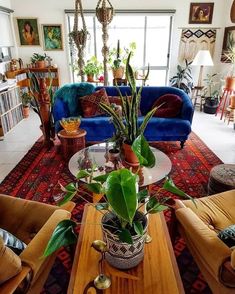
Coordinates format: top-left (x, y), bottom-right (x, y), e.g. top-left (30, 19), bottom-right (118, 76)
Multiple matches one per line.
top-left (53, 84), bottom-right (194, 148)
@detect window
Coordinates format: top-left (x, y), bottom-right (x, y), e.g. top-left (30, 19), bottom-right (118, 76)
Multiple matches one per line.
top-left (0, 8), bottom-right (14, 62)
top-left (67, 11), bottom-right (173, 85)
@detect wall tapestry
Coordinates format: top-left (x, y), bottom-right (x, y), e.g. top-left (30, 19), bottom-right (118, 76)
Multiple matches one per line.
top-left (178, 28), bottom-right (216, 63)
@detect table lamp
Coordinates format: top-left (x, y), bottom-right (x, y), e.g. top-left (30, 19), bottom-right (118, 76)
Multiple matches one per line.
top-left (192, 50), bottom-right (214, 87)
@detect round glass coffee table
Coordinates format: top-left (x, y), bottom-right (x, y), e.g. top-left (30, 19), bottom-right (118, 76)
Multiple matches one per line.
top-left (68, 143), bottom-right (172, 187)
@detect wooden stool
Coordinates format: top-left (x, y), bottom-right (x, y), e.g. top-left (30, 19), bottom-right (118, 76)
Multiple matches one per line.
top-left (58, 129), bottom-right (86, 160)
top-left (208, 164), bottom-right (235, 195)
top-left (224, 106), bottom-right (235, 125)
top-left (191, 86), bottom-right (204, 111)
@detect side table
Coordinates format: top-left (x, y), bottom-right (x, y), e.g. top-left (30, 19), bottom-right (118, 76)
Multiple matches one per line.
top-left (58, 129), bottom-right (86, 160)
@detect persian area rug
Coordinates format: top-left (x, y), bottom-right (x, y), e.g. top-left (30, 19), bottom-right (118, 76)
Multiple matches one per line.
top-left (0, 132), bottom-right (222, 294)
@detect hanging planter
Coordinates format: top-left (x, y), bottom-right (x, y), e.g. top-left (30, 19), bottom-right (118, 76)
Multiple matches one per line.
top-left (70, 29), bottom-right (88, 46)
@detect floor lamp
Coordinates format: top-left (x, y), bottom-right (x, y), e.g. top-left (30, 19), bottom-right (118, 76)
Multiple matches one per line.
top-left (192, 50), bottom-right (214, 87)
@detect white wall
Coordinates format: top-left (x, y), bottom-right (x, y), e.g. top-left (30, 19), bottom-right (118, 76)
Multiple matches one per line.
top-left (0, 0), bottom-right (11, 8)
top-left (9, 0), bottom-right (229, 85)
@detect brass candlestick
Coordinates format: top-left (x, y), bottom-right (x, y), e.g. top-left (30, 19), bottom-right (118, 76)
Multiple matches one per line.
top-left (91, 240), bottom-right (111, 290)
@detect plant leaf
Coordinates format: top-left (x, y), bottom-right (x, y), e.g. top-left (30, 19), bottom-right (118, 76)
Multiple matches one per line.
top-left (132, 135), bottom-right (155, 167)
top-left (86, 182), bottom-right (103, 194)
top-left (106, 169), bottom-right (138, 224)
top-left (43, 220), bottom-right (77, 257)
top-left (95, 203), bottom-right (109, 211)
top-left (65, 183), bottom-right (76, 192)
top-left (146, 197), bottom-right (168, 214)
top-left (137, 189), bottom-right (149, 202)
top-left (93, 173), bottom-right (109, 183)
top-left (76, 170), bottom-right (90, 180)
top-left (118, 228), bottom-right (133, 244)
top-left (58, 191), bottom-right (77, 206)
top-left (133, 221), bottom-right (144, 236)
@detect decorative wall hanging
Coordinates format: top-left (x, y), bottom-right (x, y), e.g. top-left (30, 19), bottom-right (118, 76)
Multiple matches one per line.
top-left (70, 0), bottom-right (89, 82)
top-left (188, 3), bottom-right (214, 24)
top-left (178, 28), bottom-right (216, 63)
top-left (96, 0), bottom-right (114, 86)
top-left (231, 0), bottom-right (235, 23)
top-left (16, 18), bottom-right (40, 46)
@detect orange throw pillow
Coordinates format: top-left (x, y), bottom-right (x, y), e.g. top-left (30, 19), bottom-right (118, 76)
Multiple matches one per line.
top-left (80, 88), bottom-right (110, 117)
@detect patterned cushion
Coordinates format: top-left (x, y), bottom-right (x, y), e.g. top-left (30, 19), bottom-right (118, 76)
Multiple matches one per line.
top-left (218, 225), bottom-right (235, 247)
top-left (152, 94), bottom-right (183, 118)
top-left (0, 228), bottom-right (26, 255)
top-left (80, 88), bottom-right (110, 118)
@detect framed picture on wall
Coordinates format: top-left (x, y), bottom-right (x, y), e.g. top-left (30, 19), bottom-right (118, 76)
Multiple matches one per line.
top-left (42, 24), bottom-right (63, 50)
top-left (221, 26), bottom-right (235, 62)
top-left (188, 3), bottom-right (214, 24)
top-left (16, 18), bottom-right (40, 46)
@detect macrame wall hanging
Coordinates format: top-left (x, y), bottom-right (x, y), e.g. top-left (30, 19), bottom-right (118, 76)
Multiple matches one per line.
top-left (96, 0), bottom-right (114, 86)
top-left (70, 0), bottom-right (88, 82)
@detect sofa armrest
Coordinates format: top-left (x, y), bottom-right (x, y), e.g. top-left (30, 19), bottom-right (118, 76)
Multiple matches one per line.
top-left (176, 207), bottom-right (231, 281)
top-left (19, 209), bottom-right (70, 281)
top-left (180, 92), bottom-right (194, 123)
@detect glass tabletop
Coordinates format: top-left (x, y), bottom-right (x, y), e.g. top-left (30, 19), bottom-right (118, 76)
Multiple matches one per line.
top-left (68, 143), bottom-right (172, 187)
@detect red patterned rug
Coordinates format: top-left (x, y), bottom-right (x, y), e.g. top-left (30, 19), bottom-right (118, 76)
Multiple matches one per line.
top-left (0, 132), bottom-right (222, 294)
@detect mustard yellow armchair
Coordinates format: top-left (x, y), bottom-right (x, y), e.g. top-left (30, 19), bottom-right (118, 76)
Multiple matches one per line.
top-left (0, 194), bottom-right (75, 294)
top-left (175, 189), bottom-right (235, 294)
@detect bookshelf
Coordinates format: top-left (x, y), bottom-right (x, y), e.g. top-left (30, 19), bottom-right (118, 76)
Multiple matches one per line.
top-left (6, 67), bottom-right (60, 94)
top-left (0, 86), bottom-right (23, 137)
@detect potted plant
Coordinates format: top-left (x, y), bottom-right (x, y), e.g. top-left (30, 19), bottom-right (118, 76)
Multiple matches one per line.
top-left (43, 167), bottom-right (195, 270)
top-left (84, 56), bottom-right (103, 82)
top-left (31, 53), bottom-right (48, 68)
top-left (100, 52), bottom-right (157, 166)
top-left (169, 59), bottom-right (193, 94)
top-left (202, 73), bottom-right (220, 114)
top-left (21, 92), bottom-right (32, 118)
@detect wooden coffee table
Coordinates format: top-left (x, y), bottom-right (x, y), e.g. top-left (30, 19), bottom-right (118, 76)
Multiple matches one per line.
top-left (68, 204), bottom-right (184, 294)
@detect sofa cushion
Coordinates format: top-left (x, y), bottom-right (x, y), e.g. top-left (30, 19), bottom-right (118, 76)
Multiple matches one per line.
top-left (0, 228), bottom-right (26, 255)
top-left (0, 237), bottom-right (22, 285)
top-left (80, 88), bottom-right (110, 118)
top-left (152, 94), bottom-right (183, 118)
top-left (218, 225), bottom-right (235, 247)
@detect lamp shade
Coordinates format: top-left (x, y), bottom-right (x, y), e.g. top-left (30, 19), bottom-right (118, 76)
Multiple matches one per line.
top-left (192, 50), bottom-right (214, 66)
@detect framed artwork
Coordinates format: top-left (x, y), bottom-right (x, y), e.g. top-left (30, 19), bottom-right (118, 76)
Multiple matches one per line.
top-left (189, 3), bottom-right (214, 24)
top-left (16, 18), bottom-right (40, 46)
top-left (42, 24), bottom-right (63, 50)
top-left (221, 26), bottom-right (235, 62)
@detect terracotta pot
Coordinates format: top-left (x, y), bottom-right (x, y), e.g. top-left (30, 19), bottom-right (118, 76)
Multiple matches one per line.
top-left (36, 61), bottom-right (46, 68)
top-left (230, 95), bottom-right (235, 108)
top-left (87, 74), bottom-right (94, 82)
top-left (225, 77), bottom-right (235, 90)
top-left (22, 106), bottom-right (30, 118)
top-left (112, 66), bottom-right (124, 79)
top-left (122, 142), bottom-right (139, 166)
top-left (101, 211), bottom-right (148, 270)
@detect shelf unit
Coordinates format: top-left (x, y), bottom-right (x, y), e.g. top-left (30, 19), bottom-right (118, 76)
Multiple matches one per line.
top-left (6, 67), bottom-right (60, 94)
top-left (0, 86), bottom-right (23, 137)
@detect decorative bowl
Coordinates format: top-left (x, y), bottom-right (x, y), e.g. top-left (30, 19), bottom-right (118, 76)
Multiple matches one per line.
top-left (60, 117), bottom-right (81, 134)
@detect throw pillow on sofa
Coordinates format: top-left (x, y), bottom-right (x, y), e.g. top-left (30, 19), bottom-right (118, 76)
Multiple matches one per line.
top-left (80, 88), bottom-right (111, 117)
top-left (0, 228), bottom-right (26, 255)
top-left (152, 94), bottom-right (183, 118)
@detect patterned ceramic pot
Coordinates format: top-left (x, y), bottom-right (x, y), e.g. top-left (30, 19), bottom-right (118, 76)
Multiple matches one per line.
top-left (101, 211), bottom-right (148, 270)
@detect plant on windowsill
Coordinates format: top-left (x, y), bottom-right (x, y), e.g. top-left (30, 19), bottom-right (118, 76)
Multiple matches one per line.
top-left (83, 56), bottom-right (103, 82)
top-left (43, 165), bottom-right (195, 270)
top-left (169, 59), bottom-right (193, 94)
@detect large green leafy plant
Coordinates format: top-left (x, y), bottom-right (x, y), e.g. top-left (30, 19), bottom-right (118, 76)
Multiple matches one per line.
top-left (43, 167), bottom-right (195, 257)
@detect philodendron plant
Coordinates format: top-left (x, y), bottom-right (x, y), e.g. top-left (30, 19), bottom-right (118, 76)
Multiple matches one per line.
top-left (43, 166), bottom-right (195, 257)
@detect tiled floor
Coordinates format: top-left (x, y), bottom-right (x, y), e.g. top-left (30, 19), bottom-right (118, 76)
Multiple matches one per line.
top-left (0, 108), bottom-right (234, 183)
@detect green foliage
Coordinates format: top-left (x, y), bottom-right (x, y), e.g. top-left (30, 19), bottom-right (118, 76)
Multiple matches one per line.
top-left (83, 56), bottom-right (103, 76)
top-left (108, 41), bottom-right (136, 69)
top-left (21, 92), bottom-right (32, 107)
top-left (169, 59), bottom-right (193, 94)
top-left (43, 219), bottom-right (77, 257)
top-left (132, 135), bottom-right (155, 168)
top-left (31, 53), bottom-right (48, 63)
top-left (203, 73), bottom-right (220, 98)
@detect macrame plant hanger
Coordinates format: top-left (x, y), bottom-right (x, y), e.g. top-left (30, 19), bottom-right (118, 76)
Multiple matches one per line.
top-left (71, 0), bottom-right (88, 82)
top-left (96, 0), bottom-right (114, 86)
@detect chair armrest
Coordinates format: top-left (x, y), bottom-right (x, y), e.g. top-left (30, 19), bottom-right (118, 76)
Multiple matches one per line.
top-left (19, 209), bottom-right (71, 280)
top-left (176, 207), bottom-right (231, 281)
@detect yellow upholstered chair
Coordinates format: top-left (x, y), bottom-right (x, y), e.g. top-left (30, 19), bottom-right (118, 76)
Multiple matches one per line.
top-left (0, 194), bottom-right (75, 294)
top-left (175, 189), bottom-right (235, 294)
